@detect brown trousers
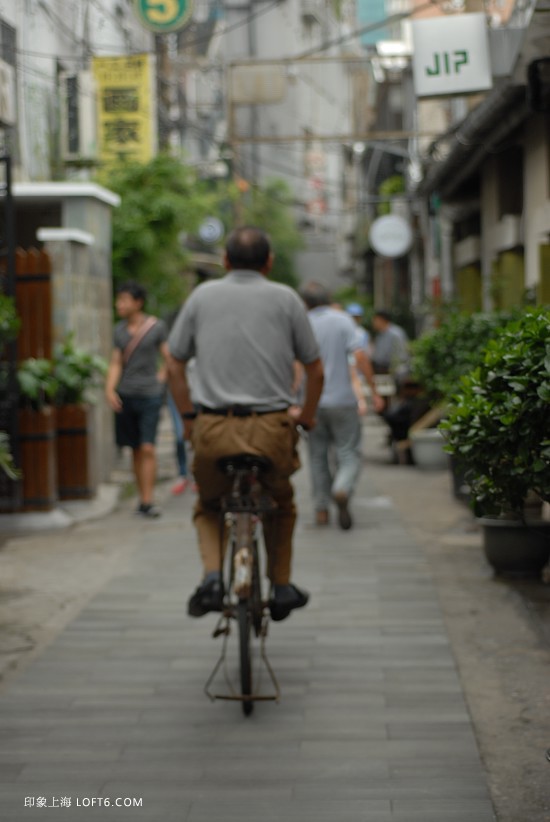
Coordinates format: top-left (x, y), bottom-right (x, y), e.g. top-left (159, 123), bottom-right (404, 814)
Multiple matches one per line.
top-left (191, 411), bottom-right (300, 585)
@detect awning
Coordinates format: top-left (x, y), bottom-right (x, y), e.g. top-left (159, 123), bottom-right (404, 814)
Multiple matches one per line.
top-left (417, 83), bottom-right (528, 198)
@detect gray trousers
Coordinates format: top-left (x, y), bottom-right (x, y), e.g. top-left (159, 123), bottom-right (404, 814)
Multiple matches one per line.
top-left (307, 406), bottom-right (362, 511)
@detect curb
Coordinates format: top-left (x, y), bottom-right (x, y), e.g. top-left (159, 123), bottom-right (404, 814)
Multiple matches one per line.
top-left (0, 483), bottom-right (122, 536)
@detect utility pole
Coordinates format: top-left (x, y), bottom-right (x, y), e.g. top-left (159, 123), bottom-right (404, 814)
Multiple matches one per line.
top-left (247, 0), bottom-right (259, 184)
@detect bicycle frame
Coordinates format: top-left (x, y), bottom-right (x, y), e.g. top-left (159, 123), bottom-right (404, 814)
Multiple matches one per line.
top-left (204, 461), bottom-right (280, 712)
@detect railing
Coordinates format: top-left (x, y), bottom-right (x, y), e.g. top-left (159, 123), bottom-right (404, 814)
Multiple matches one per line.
top-left (0, 154), bottom-right (19, 511)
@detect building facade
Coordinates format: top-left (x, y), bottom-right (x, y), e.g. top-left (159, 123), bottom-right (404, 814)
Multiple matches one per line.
top-left (172, 0), bottom-right (366, 286)
top-left (415, 0), bottom-right (550, 312)
top-left (0, 0), bottom-right (153, 181)
top-left (0, 1), bottom-right (149, 485)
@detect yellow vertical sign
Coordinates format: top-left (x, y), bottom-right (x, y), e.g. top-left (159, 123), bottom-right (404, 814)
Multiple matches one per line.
top-left (93, 54), bottom-right (157, 167)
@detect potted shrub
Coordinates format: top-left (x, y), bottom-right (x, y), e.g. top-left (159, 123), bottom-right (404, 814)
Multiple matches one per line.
top-left (441, 308), bottom-right (550, 576)
top-left (52, 335), bottom-right (107, 500)
top-left (16, 358), bottom-right (59, 511)
top-left (53, 335), bottom-right (108, 407)
top-left (410, 310), bottom-right (516, 477)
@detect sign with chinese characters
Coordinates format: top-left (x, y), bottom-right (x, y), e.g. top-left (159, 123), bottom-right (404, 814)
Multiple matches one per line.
top-left (93, 55), bottom-right (157, 167)
top-left (133, 0), bottom-right (194, 33)
top-left (411, 13), bottom-right (492, 97)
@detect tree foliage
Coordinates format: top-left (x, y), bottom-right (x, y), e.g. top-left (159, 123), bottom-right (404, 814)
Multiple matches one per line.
top-left (411, 310), bottom-right (518, 401)
top-left (100, 154), bottom-right (219, 314)
top-left (331, 284), bottom-right (372, 312)
top-left (377, 175), bottom-right (405, 216)
top-left (102, 158), bottom-right (304, 308)
top-left (241, 179), bottom-right (303, 289)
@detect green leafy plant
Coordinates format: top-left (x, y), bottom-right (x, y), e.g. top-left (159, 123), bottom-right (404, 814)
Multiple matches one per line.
top-left (0, 294), bottom-right (20, 347)
top-left (16, 358), bottom-right (58, 410)
top-left (242, 178), bottom-right (303, 288)
top-left (99, 153), bottom-right (220, 314)
top-left (440, 308), bottom-right (550, 515)
top-left (377, 175), bottom-right (405, 216)
top-left (53, 335), bottom-right (107, 405)
top-left (17, 338), bottom-right (108, 409)
top-left (411, 310), bottom-right (518, 402)
top-left (0, 431), bottom-right (21, 479)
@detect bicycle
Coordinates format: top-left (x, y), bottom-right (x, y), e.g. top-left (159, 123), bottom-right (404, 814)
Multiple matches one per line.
top-left (204, 453), bottom-right (280, 716)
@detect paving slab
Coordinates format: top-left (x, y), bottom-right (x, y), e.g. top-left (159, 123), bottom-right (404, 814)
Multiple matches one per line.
top-left (0, 425), bottom-right (497, 822)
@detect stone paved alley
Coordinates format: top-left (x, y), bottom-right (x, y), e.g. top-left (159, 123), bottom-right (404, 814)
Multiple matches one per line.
top-left (0, 416), bottom-right (548, 822)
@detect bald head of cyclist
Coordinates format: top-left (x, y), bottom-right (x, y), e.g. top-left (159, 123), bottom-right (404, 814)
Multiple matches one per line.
top-left (224, 226), bottom-right (274, 275)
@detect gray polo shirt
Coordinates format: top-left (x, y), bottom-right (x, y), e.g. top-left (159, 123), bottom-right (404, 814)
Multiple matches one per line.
top-left (308, 306), bottom-right (359, 408)
top-left (168, 270), bottom-right (319, 411)
top-left (114, 318), bottom-right (167, 397)
top-left (372, 324), bottom-right (409, 373)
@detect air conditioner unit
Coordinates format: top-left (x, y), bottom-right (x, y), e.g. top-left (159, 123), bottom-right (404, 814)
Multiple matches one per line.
top-left (0, 58), bottom-right (16, 126)
top-left (60, 71), bottom-right (97, 162)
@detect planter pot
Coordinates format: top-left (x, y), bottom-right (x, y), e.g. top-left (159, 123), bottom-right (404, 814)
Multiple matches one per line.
top-left (479, 516), bottom-right (550, 577)
top-left (56, 404), bottom-right (97, 500)
top-left (410, 428), bottom-right (448, 470)
top-left (18, 406), bottom-right (57, 511)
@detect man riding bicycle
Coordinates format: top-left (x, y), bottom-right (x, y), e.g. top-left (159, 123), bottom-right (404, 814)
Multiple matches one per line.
top-left (167, 227), bottom-right (324, 622)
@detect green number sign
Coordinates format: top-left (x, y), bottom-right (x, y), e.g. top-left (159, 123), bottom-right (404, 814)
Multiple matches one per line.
top-left (133, 0), bottom-right (194, 33)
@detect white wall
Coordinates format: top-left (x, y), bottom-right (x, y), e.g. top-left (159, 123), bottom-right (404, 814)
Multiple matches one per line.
top-left (523, 115), bottom-right (550, 290)
top-left (2, 0), bottom-right (152, 181)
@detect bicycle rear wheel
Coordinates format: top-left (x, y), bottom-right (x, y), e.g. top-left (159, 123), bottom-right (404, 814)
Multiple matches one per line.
top-left (237, 600), bottom-right (253, 715)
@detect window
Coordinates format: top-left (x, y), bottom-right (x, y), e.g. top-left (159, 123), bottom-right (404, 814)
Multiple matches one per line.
top-left (496, 145), bottom-right (523, 218)
top-left (0, 20), bottom-right (16, 67)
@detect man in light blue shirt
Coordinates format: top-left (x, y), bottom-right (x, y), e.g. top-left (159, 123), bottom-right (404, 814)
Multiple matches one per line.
top-left (300, 283), bottom-right (383, 530)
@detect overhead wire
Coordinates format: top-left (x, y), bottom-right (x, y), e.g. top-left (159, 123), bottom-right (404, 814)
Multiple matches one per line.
top-left (185, 119), bottom-right (359, 215)
top-left (16, 0), bottom-right (443, 213)
top-left (15, 0), bottom-right (281, 62)
top-left (36, 0), bottom-right (85, 50)
top-left (16, 0), bottom-right (446, 64)
top-left (291, 0), bottom-right (443, 60)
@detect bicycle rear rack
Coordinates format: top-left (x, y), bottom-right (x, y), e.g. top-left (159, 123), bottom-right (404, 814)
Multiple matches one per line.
top-left (204, 609), bottom-right (280, 704)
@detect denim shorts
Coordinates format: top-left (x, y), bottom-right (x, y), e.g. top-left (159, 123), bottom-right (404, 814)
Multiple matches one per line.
top-left (115, 394), bottom-right (163, 449)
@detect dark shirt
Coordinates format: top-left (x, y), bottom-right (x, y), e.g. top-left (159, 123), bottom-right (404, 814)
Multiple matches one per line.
top-left (114, 318), bottom-right (167, 397)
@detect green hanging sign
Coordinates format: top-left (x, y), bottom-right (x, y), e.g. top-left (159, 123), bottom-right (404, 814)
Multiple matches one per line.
top-left (133, 0), bottom-right (194, 33)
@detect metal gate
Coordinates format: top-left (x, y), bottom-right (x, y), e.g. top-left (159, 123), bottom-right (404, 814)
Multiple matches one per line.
top-left (0, 153), bottom-right (20, 510)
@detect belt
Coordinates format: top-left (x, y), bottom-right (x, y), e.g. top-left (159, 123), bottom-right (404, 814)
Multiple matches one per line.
top-left (198, 405), bottom-right (288, 417)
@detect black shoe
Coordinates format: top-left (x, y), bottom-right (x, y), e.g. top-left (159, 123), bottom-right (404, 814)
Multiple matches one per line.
top-left (333, 491), bottom-right (352, 530)
top-left (135, 503), bottom-right (162, 518)
top-left (187, 579), bottom-right (223, 617)
top-left (269, 584), bottom-right (309, 622)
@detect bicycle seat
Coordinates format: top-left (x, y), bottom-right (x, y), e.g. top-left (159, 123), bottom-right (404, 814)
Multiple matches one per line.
top-left (217, 454), bottom-right (273, 475)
